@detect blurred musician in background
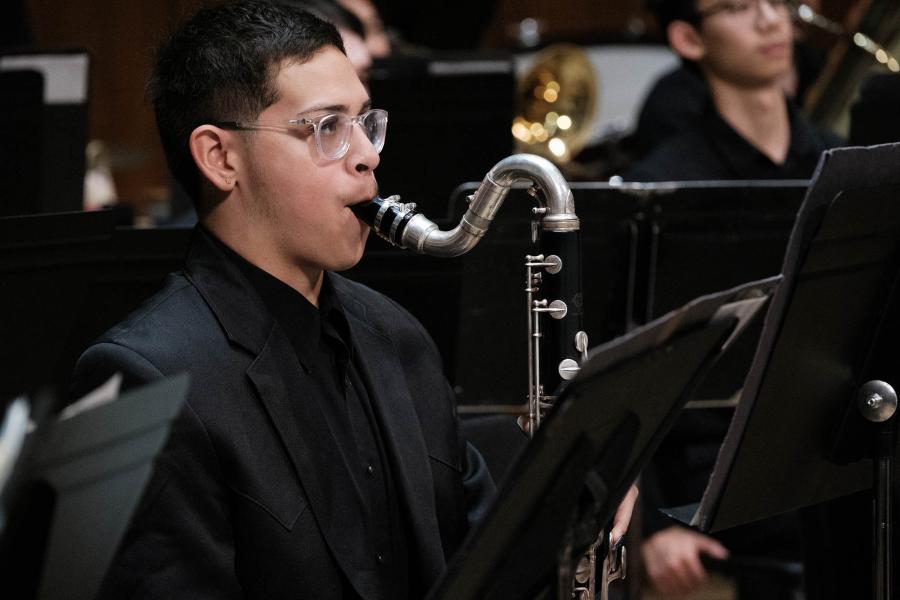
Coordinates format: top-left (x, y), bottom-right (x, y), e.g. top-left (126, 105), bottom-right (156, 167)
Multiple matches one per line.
top-left (631, 0), bottom-right (831, 161)
top-left (623, 0), bottom-right (843, 598)
top-left (629, 51), bottom-right (709, 163)
top-left (626, 0), bottom-right (841, 182)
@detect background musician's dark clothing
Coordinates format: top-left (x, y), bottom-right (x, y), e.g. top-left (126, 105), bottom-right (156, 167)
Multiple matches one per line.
top-left (631, 46), bottom-right (828, 163)
top-left (626, 98), bottom-right (841, 182)
top-left (70, 227), bottom-right (495, 600)
top-left (625, 96), bottom-right (840, 598)
top-left (632, 64), bottom-right (707, 160)
top-left (623, 99), bottom-right (841, 530)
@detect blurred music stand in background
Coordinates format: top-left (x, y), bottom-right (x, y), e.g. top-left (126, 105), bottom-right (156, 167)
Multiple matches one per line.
top-left (368, 54), bottom-right (514, 216)
top-left (0, 69), bottom-right (43, 217)
top-left (0, 210), bottom-right (191, 401)
top-left (0, 51), bottom-right (89, 215)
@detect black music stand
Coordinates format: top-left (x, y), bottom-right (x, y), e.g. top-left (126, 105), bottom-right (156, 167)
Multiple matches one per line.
top-left (369, 53), bottom-right (513, 215)
top-left (426, 276), bottom-right (779, 600)
top-left (670, 143), bottom-right (900, 600)
top-left (0, 374), bottom-right (189, 600)
top-left (0, 210), bottom-right (192, 400)
top-left (0, 50), bottom-right (90, 215)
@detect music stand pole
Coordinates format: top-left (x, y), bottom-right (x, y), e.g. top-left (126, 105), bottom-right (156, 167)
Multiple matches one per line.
top-left (857, 380), bottom-right (897, 600)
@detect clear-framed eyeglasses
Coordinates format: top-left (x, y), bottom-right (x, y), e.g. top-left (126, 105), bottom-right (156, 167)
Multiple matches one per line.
top-left (210, 108), bottom-right (388, 161)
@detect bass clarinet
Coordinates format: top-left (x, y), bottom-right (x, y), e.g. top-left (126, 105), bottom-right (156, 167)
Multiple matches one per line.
top-left (351, 153), bottom-right (625, 600)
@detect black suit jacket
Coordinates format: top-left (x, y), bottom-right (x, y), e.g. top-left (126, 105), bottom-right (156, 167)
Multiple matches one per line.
top-left (71, 229), bottom-right (494, 599)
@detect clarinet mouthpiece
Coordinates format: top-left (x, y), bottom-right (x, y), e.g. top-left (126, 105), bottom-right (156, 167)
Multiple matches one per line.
top-left (351, 194), bottom-right (420, 249)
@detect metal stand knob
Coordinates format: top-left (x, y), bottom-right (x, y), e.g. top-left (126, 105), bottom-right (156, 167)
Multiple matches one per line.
top-left (857, 380), bottom-right (897, 600)
top-left (857, 380), bottom-right (898, 423)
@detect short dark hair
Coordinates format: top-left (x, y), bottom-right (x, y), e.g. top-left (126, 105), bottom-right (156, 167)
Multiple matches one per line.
top-left (148, 0), bottom-right (345, 205)
top-left (648, 0), bottom-right (700, 34)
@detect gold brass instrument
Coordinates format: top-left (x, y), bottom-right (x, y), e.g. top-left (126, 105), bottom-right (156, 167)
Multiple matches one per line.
top-left (512, 44), bottom-right (598, 166)
top-left (351, 153), bottom-right (625, 600)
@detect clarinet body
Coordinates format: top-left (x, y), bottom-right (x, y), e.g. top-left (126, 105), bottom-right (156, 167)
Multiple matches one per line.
top-left (526, 225), bottom-right (587, 431)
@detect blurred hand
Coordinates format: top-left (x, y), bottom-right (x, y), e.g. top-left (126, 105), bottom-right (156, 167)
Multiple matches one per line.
top-left (610, 484), bottom-right (639, 543)
top-left (641, 526), bottom-right (729, 596)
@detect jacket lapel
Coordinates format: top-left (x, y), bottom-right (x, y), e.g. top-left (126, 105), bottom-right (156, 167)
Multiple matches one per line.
top-left (246, 330), bottom-right (382, 599)
top-left (183, 230), bottom-right (378, 599)
top-left (338, 288), bottom-right (447, 584)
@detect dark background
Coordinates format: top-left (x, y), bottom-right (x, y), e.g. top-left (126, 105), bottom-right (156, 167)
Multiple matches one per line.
top-left (1, 0), bottom-right (860, 217)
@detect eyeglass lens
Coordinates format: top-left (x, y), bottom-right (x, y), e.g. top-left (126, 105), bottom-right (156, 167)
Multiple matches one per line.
top-left (317, 110), bottom-right (387, 159)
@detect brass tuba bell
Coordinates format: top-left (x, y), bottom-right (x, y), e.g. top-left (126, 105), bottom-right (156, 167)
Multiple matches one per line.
top-left (513, 44), bottom-right (598, 165)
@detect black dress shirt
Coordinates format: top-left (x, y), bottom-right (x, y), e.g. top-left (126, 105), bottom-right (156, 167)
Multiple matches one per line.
top-left (626, 98), bottom-right (841, 182)
top-left (632, 64), bottom-right (708, 160)
top-left (209, 231), bottom-right (409, 600)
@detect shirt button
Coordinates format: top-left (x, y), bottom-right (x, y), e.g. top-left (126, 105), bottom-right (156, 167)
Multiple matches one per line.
top-left (376, 552), bottom-right (385, 564)
top-left (366, 464), bottom-right (375, 475)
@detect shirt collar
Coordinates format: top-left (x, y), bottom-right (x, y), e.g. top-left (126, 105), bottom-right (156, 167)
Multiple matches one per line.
top-left (701, 96), bottom-right (813, 179)
top-left (201, 227), bottom-right (347, 371)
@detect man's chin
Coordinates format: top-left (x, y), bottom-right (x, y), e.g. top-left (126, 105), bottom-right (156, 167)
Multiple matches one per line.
top-left (332, 241), bottom-right (368, 273)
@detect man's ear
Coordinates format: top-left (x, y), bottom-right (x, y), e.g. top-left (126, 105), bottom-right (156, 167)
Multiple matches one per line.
top-left (667, 20), bottom-right (706, 62)
top-left (189, 125), bottom-right (239, 193)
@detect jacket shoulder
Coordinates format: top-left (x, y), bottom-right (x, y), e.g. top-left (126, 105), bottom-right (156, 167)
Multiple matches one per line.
top-left (71, 273), bottom-right (228, 395)
top-left (101, 274), bottom-right (220, 350)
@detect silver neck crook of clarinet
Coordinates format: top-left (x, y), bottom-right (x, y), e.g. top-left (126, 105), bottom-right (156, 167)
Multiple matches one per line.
top-left (352, 153), bottom-right (584, 436)
top-left (352, 154), bottom-right (578, 257)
